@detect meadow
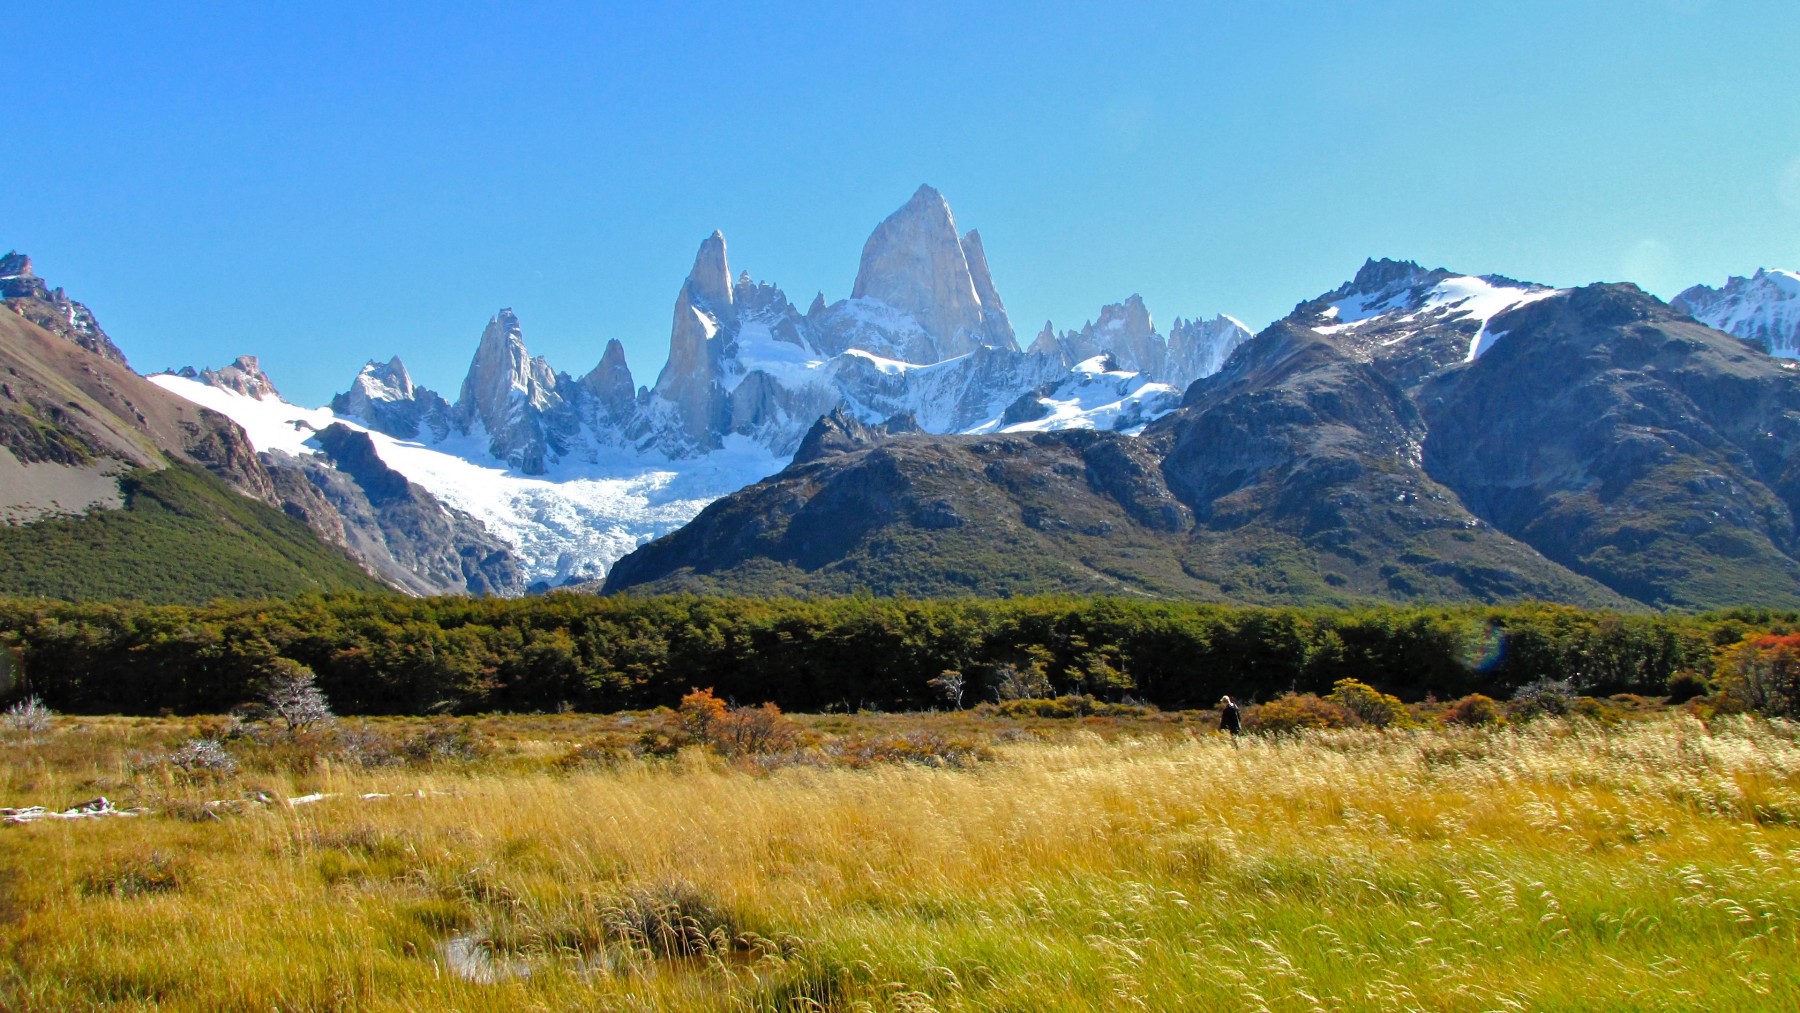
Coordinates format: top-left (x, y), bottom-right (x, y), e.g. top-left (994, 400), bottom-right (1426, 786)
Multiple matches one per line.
top-left (2, 706), bottom-right (1797, 1011)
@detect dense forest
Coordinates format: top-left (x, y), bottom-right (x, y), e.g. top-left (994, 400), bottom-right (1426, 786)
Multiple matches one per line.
top-left (1, 593), bottom-right (1786, 716)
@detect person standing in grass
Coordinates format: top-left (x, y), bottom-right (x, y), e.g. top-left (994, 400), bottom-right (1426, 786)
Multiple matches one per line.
top-left (1219, 695), bottom-right (1242, 736)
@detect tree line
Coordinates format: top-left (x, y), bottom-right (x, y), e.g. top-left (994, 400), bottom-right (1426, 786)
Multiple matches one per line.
top-left (0, 593), bottom-right (1787, 716)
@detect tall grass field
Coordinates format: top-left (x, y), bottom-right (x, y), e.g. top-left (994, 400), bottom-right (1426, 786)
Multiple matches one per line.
top-left (2, 711), bottom-right (1797, 1010)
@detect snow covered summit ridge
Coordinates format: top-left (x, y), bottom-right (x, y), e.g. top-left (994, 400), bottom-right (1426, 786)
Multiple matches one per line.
top-left (1302, 258), bottom-right (1563, 362)
top-left (1675, 268), bottom-right (1800, 358)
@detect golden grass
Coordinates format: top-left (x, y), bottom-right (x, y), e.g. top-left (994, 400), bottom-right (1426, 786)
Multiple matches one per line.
top-left (2, 713), bottom-right (1798, 1010)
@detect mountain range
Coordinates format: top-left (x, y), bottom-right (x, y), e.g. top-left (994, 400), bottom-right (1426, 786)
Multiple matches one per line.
top-left (150, 186), bottom-right (1254, 590)
top-left (6, 188), bottom-right (1800, 608)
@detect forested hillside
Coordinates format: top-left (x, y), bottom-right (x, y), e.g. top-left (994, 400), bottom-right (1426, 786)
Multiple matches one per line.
top-left (0, 462), bottom-right (387, 603)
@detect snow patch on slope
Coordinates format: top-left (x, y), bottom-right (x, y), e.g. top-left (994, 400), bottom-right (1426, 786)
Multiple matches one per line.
top-left (149, 374), bottom-right (785, 586)
top-left (971, 356), bottom-right (1182, 436)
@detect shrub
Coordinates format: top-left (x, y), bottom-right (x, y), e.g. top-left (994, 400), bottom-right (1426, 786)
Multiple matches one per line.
top-left (1665, 671), bottom-right (1709, 704)
top-left (1572, 696), bottom-right (1621, 724)
top-left (991, 663), bottom-right (1053, 702)
top-left (674, 688), bottom-right (801, 757)
top-left (1508, 678), bottom-right (1576, 720)
top-left (1442, 694), bottom-right (1502, 727)
top-left (1714, 634), bottom-right (1800, 718)
top-left (832, 731), bottom-right (993, 769)
top-left (1246, 693), bottom-right (1355, 734)
top-left (2, 695), bottom-right (54, 736)
top-left (78, 850), bottom-right (186, 898)
top-left (999, 695), bottom-right (1097, 719)
top-left (926, 670), bottom-right (966, 708)
top-left (1325, 679), bottom-right (1415, 729)
top-left (994, 695), bottom-right (1155, 719)
top-left (262, 659), bottom-right (334, 734)
top-left (165, 738), bottom-right (238, 776)
top-left (677, 687), bottom-right (729, 740)
top-left (331, 723), bottom-right (405, 768)
top-left (550, 743), bottom-right (634, 772)
top-left (708, 702), bottom-right (800, 757)
top-left (399, 719), bottom-right (489, 763)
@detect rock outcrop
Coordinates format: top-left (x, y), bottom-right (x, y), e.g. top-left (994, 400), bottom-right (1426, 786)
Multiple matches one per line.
top-left (640, 232), bottom-right (735, 455)
top-left (197, 355), bottom-right (282, 401)
top-left (330, 356), bottom-right (455, 441)
top-left (578, 339), bottom-right (637, 427)
top-left (300, 424), bottom-right (524, 596)
top-left (335, 186), bottom-right (1246, 482)
top-left (831, 185), bottom-right (1017, 362)
top-left (1, 250), bottom-right (130, 366)
top-left (1030, 296), bottom-right (1253, 394)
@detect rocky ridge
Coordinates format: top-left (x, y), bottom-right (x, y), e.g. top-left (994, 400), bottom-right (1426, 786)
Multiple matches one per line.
top-left (603, 259), bottom-right (1800, 610)
top-left (1674, 268), bottom-right (1800, 357)
top-left (330, 186), bottom-right (1252, 480)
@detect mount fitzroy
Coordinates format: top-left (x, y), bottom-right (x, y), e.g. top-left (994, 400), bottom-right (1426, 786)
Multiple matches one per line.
top-left (153, 185), bottom-right (1253, 590)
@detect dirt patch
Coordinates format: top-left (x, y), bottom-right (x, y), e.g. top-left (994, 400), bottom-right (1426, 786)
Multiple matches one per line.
top-left (0, 447), bottom-right (125, 523)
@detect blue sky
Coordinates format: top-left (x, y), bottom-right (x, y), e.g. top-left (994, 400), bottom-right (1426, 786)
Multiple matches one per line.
top-left (8, 1), bottom-right (1799, 406)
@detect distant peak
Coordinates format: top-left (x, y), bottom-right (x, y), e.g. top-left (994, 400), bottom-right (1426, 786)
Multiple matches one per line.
top-left (1351, 257), bottom-right (1431, 292)
top-left (197, 355), bottom-right (282, 400)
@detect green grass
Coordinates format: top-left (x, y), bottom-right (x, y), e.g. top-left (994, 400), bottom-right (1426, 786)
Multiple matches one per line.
top-left (0, 461), bottom-right (387, 604)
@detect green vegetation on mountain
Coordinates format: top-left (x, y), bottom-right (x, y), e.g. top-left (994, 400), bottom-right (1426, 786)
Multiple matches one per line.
top-left (0, 461), bottom-right (387, 604)
top-left (1, 592), bottom-right (1781, 715)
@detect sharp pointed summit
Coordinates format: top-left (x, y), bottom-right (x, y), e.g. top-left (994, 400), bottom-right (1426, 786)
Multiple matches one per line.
top-left (579, 338), bottom-right (637, 425)
top-left (456, 310), bottom-right (570, 473)
top-left (684, 230), bottom-right (736, 318)
top-left (646, 232), bottom-right (737, 454)
top-left (845, 184), bottom-right (1017, 361)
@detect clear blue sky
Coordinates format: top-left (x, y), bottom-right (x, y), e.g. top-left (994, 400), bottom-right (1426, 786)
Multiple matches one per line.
top-left (8, 1), bottom-right (1799, 406)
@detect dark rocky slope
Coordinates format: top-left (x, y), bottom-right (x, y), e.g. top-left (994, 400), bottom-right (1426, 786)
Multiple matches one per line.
top-left (605, 274), bottom-right (1800, 610)
top-left (1421, 284), bottom-right (1800, 608)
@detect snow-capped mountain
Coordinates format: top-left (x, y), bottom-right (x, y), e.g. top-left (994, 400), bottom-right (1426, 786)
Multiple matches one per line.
top-left (1674, 268), bottom-right (1800, 357)
top-left (1258, 257), bottom-right (1568, 394)
top-left (156, 186), bottom-right (1251, 588)
top-left (1026, 295), bottom-right (1251, 388)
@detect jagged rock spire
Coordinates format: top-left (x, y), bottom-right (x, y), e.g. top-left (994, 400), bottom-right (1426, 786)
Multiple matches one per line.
top-left (580, 338), bottom-right (637, 425)
top-left (685, 230), bottom-right (736, 321)
top-left (850, 185), bottom-right (1017, 360)
top-left (647, 232), bottom-right (737, 452)
top-left (961, 229), bottom-right (1015, 349)
top-left (455, 309), bottom-right (567, 473)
